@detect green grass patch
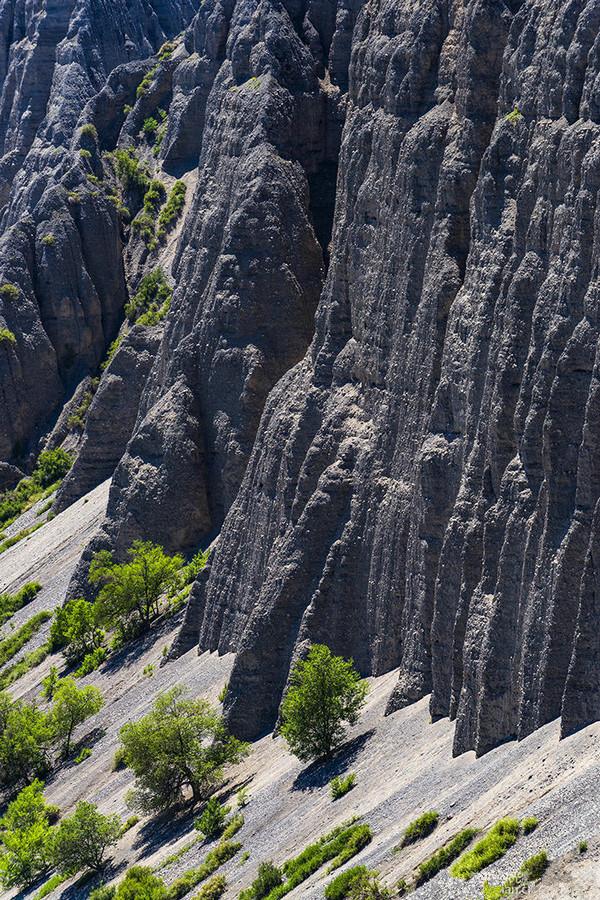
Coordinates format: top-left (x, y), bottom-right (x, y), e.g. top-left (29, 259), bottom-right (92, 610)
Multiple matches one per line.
top-left (0, 609), bottom-right (52, 667)
top-left (191, 875), bottom-right (226, 899)
top-left (0, 520), bottom-right (44, 554)
top-left (521, 816), bottom-right (538, 835)
top-left (0, 327), bottom-right (16, 344)
top-left (415, 828), bottom-right (479, 886)
top-left (126, 268), bottom-right (172, 326)
top-left (167, 841), bottom-right (241, 899)
top-left (240, 821), bottom-right (372, 900)
top-left (399, 811), bottom-right (439, 848)
top-left (157, 180), bottom-right (186, 239)
top-left (0, 581), bottom-right (42, 624)
top-left (450, 819), bottom-right (520, 880)
top-left (0, 640), bottom-right (50, 689)
top-left (330, 772), bottom-right (356, 801)
top-left (32, 872), bottom-right (70, 900)
top-left (483, 851), bottom-right (548, 898)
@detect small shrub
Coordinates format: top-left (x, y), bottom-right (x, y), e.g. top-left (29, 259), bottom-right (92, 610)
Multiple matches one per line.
top-left (125, 268), bottom-right (172, 326)
top-left (247, 861), bottom-right (283, 899)
top-left (80, 123), bottom-right (98, 141)
top-left (346, 873), bottom-right (391, 899)
top-left (195, 797), bottom-right (230, 839)
top-left (158, 42), bottom-right (175, 61)
top-left (120, 815), bottom-right (140, 835)
top-left (0, 581), bottom-right (42, 624)
top-left (74, 747), bottom-right (92, 764)
top-left (101, 334), bottom-right (122, 370)
top-left (79, 148), bottom-right (92, 160)
top-left (112, 148), bottom-right (150, 193)
top-left (450, 819), bottom-right (520, 880)
top-left (143, 116), bottom-right (159, 136)
top-left (143, 663), bottom-right (155, 677)
top-left (112, 747), bottom-right (128, 771)
top-left (221, 813), bottom-right (244, 840)
top-left (218, 682), bottom-right (228, 704)
top-left (136, 65), bottom-right (158, 99)
top-left (41, 233), bottom-right (56, 246)
top-left (89, 884), bottom-right (117, 900)
top-left (0, 283), bottom-right (19, 301)
top-left (505, 106), bottom-right (523, 124)
top-left (157, 180), bottom-right (186, 239)
top-left (166, 842), bottom-right (240, 899)
top-left (0, 327), bottom-right (16, 344)
top-left (0, 610), bottom-right (52, 668)
top-left (415, 827), bottom-right (479, 885)
top-left (108, 866), bottom-right (165, 899)
top-left (34, 448), bottom-right (72, 488)
top-left (123, 104), bottom-right (133, 115)
top-left (519, 851), bottom-right (548, 881)
top-left (191, 874), bottom-right (226, 899)
top-left (330, 772), bottom-right (356, 801)
top-left (237, 787), bottom-right (249, 808)
top-left (400, 811), bottom-right (439, 847)
top-left (521, 816), bottom-right (538, 835)
top-left (325, 865), bottom-right (370, 900)
top-left (579, 840), bottom-right (588, 853)
top-left (33, 872), bottom-right (69, 899)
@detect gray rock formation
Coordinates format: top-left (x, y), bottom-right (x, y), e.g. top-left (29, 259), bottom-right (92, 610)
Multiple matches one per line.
top-left (3, 0), bottom-right (600, 759)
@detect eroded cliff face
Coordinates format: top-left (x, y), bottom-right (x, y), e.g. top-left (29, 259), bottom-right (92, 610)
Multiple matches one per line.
top-left (2, 0), bottom-right (600, 757)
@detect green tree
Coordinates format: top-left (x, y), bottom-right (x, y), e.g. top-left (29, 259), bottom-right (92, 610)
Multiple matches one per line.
top-left (49, 801), bottom-right (120, 874)
top-left (0, 694), bottom-right (54, 787)
top-left (119, 686), bottom-right (249, 812)
top-left (49, 598), bottom-right (104, 662)
top-left (0, 780), bottom-right (57, 887)
top-left (280, 645), bottom-right (369, 761)
top-left (89, 541), bottom-right (183, 635)
top-left (51, 677), bottom-right (103, 757)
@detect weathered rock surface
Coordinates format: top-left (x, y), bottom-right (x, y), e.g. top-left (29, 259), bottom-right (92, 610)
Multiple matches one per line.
top-left (4, 0), bottom-right (600, 759)
top-left (184, 0), bottom-right (600, 755)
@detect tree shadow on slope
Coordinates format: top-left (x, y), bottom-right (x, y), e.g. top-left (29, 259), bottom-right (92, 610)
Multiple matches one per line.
top-left (58, 859), bottom-right (128, 900)
top-left (100, 609), bottom-right (185, 675)
top-left (291, 729), bottom-right (375, 793)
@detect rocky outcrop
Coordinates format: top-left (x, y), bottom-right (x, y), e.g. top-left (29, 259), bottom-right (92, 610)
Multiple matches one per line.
top-left (0, 0), bottom-right (198, 464)
top-left (4, 0), bottom-right (600, 759)
top-left (172, 0), bottom-right (600, 755)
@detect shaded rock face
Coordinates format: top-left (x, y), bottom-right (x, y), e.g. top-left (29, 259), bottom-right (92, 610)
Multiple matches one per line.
top-left (0, 0), bottom-right (197, 461)
top-left (3, 0), bottom-right (600, 761)
top-left (174, 0), bottom-right (600, 755)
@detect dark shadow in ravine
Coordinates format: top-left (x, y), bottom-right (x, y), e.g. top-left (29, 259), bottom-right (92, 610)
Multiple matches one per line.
top-left (291, 729), bottom-right (376, 793)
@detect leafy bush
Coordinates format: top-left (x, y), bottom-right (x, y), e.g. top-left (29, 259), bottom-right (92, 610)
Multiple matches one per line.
top-left (75, 646), bottom-right (108, 677)
top-left (330, 772), bottom-right (356, 800)
top-left (520, 851), bottom-right (548, 880)
top-left (0, 581), bottom-right (42, 625)
top-left (195, 797), bottom-right (230, 839)
top-left (119, 686), bottom-right (249, 812)
top-left (68, 387), bottom-right (95, 430)
top-left (325, 865), bottom-right (370, 900)
top-left (51, 677), bottom-right (103, 757)
top-left (42, 666), bottom-right (60, 700)
top-left (0, 283), bottom-right (19, 301)
top-left (400, 811), bottom-right (439, 847)
top-left (112, 149), bottom-right (150, 193)
top-left (157, 181), bottom-right (186, 239)
top-left (521, 816), bottom-right (538, 835)
top-left (124, 269), bottom-right (172, 326)
top-left (132, 179), bottom-right (166, 247)
top-left (74, 747), bottom-right (92, 764)
top-left (90, 540), bottom-right (183, 635)
top-left (243, 862), bottom-right (283, 899)
top-left (158, 42), bottom-right (175, 61)
top-left (34, 449), bottom-right (72, 488)
top-left (143, 116), bottom-right (159, 135)
top-left (33, 871), bottom-right (69, 899)
top-left (0, 327), bottom-right (16, 344)
top-left (346, 873), bottom-right (391, 899)
top-left (49, 801), bottom-right (120, 874)
top-left (450, 819), bottom-right (520, 880)
top-left (505, 106), bottom-right (523, 124)
top-left (0, 780), bottom-right (56, 887)
top-left (237, 787), bottom-right (249, 808)
top-left (101, 334), bottom-right (123, 371)
top-left (415, 827), bottom-right (479, 886)
top-left (112, 747), bottom-right (128, 771)
top-left (579, 840), bottom-right (588, 853)
top-left (280, 645), bottom-right (368, 761)
top-left (41, 233), bottom-right (56, 246)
